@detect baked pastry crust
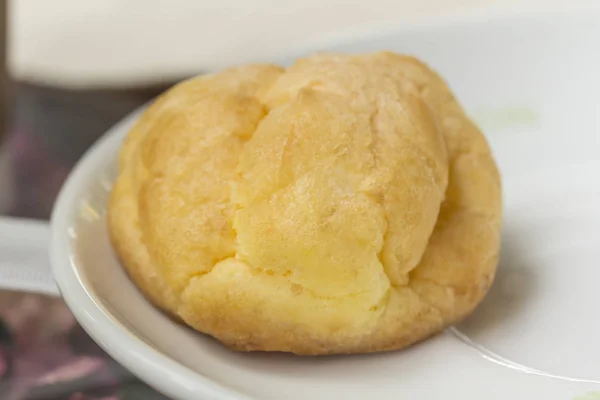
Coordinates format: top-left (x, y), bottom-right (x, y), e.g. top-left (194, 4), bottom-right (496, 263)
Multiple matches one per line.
top-left (108, 52), bottom-right (502, 355)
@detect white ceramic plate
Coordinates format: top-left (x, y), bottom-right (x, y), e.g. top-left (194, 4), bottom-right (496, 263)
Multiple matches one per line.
top-left (36, 9), bottom-right (600, 400)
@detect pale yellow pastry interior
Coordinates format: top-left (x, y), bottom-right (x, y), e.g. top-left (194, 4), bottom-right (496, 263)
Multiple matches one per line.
top-left (108, 52), bottom-right (502, 355)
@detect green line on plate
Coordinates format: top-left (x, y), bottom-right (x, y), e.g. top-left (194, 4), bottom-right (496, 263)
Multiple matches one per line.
top-left (573, 391), bottom-right (600, 400)
top-left (473, 106), bottom-right (539, 130)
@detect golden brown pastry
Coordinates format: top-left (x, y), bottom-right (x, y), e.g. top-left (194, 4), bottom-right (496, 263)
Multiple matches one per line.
top-left (108, 52), bottom-right (502, 355)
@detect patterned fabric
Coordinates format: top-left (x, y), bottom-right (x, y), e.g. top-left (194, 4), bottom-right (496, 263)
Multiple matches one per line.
top-left (0, 83), bottom-right (174, 400)
top-left (0, 292), bottom-right (170, 400)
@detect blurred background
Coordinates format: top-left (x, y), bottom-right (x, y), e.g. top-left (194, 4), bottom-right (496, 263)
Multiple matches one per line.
top-left (0, 0), bottom-right (595, 399)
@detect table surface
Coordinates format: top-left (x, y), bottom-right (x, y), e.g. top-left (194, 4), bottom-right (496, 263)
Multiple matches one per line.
top-left (0, 84), bottom-right (171, 400)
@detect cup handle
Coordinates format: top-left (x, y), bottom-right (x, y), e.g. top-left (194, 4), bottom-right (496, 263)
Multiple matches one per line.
top-left (0, 217), bottom-right (59, 296)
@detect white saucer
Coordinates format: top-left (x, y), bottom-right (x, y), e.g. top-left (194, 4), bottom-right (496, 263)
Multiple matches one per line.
top-left (49, 9), bottom-right (600, 400)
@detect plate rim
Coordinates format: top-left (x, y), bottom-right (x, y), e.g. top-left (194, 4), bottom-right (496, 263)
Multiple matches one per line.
top-left (49, 109), bottom-right (256, 400)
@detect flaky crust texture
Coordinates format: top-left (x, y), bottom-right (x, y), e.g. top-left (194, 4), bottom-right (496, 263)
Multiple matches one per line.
top-left (108, 52), bottom-right (502, 355)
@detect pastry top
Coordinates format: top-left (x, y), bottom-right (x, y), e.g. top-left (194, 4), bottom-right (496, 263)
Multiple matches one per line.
top-left (108, 52), bottom-right (502, 354)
